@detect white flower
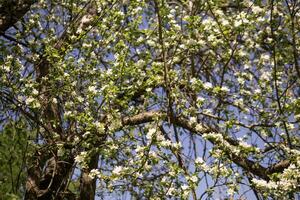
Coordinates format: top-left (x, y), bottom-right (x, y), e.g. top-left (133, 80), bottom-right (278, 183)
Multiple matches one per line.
top-left (133, 6), bottom-right (143, 13)
top-left (197, 39), bottom-right (205, 46)
top-left (161, 139), bottom-right (172, 147)
top-left (161, 176), bottom-right (167, 184)
top-left (149, 150), bottom-right (158, 158)
top-left (239, 141), bottom-right (251, 148)
top-left (57, 147), bottom-right (65, 157)
top-left (75, 151), bottom-right (88, 165)
top-left (167, 13), bottom-right (173, 19)
top-left (146, 128), bottom-right (156, 140)
top-left (74, 136), bottom-right (80, 143)
top-left (65, 111), bottom-right (72, 117)
top-left (147, 40), bottom-right (156, 46)
top-left (136, 145), bottom-right (144, 153)
top-left (261, 54), bottom-right (270, 61)
top-left (2, 64), bottom-right (10, 72)
top-left (195, 157), bottom-right (204, 165)
top-left (89, 169), bottom-right (100, 179)
top-left (137, 36), bottom-right (144, 43)
top-left (95, 122), bottom-right (105, 133)
top-left (221, 86), bottom-right (230, 93)
top-left (183, 15), bottom-right (190, 21)
top-left (202, 18), bottom-right (212, 26)
top-left (106, 69), bottom-right (112, 75)
top-left (81, 15), bottom-right (92, 24)
top-left (52, 98), bottom-right (58, 104)
top-left (237, 77), bottom-right (244, 84)
top-left (136, 60), bottom-right (145, 67)
top-left (228, 188), bottom-right (235, 195)
top-left (167, 187), bottom-right (176, 195)
top-left (197, 96), bottom-right (205, 102)
top-left (32, 89), bottom-right (39, 95)
top-left (190, 77), bottom-right (197, 84)
top-left (261, 71), bottom-right (271, 80)
top-left (25, 97), bottom-right (35, 105)
top-left (186, 39), bottom-right (197, 46)
top-left (234, 19), bottom-right (242, 27)
top-left (181, 184), bottom-right (189, 191)
top-left (77, 96), bottom-right (84, 102)
top-left (270, 181), bottom-right (281, 189)
top-left (235, 98), bottom-right (243, 106)
top-left (88, 86), bottom-right (97, 94)
top-left (83, 131), bottom-right (90, 138)
top-left (112, 166), bottom-right (123, 175)
top-left (173, 142), bottom-right (182, 150)
top-left (203, 82), bottom-right (213, 89)
top-left (287, 123), bottom-right (295, 130)
top-left (190, 175), bottom-right (198, 183)
top-left (170, 9), bottom-right (176, 14)
top-left (179, 44), bottom-right (186, 49)
top-left (28, 99), bottom-right (40, 108)
top-left (156, 133), bottom-right (164, 141)
top-left (252, 6), bottom-right (262, 14)
top-left (203, 109), bottom-right (212, 114)
top-left (244, 64), bottom-right (250, 69)
top-left (173, 24), bottom-right (181, 31)
top-left (207, 35), bottom-right (216, 42)
top-left (83, 42), bottom-right (92, 48)
top-left (252, 179), bottom-right (268, 187)
top-left (195, 124), bottom-right (204, 132)
top-left (222, 19), bottom-right (229, 26)
top-left (6, 55), bottom-right (13, 60)
top-left (190, 117), bottom-right (197, 124)
top-left (254, 88), bottom-right (261, 94)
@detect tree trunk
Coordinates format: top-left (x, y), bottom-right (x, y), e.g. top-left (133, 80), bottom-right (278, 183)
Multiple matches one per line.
top-left (0, 0), bottom-right (36, 33)
top-left (79, 153), bottom-right (99, 200)
top-left (25, 154), bottom-right (75, 199)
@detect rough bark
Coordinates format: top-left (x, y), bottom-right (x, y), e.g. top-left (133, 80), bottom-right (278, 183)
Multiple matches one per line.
top-left (79, 153), bottom-right (99, 200)
top-left (25, 155), bottom-right (75, 200)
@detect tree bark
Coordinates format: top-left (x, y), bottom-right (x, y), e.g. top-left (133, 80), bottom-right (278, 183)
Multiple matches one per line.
top-left (25, 152), bottom-right (75, 199)
top-left (79, 153), bottom-right (99, 200)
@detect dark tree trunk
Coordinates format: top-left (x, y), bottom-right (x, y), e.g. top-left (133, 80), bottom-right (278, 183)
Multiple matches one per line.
top-left (25, 154), bottom-right (75, 199)
top-left (79, 153), bottom-right (99, 200)
top-left (0, 0), bottom-right (36, 33)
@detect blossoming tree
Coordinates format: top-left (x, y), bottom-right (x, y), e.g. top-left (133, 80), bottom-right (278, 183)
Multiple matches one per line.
top-left (0, 0), bottom-right (300, 199)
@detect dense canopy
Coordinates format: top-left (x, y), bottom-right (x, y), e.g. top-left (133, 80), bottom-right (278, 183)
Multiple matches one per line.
top-left (0, 0), bottom-right (300, 199)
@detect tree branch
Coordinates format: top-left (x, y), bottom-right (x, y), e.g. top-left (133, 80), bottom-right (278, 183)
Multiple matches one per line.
top-left (121, 110), bottom-right (291, 181)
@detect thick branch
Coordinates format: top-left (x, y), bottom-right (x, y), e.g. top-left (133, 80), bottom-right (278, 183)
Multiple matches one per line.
top-left (122, 111), bottom-right (165, 126)
top-left (172, 116), bottom-right (269, 180)
top-left (121, 111), bottom-right (291, 181)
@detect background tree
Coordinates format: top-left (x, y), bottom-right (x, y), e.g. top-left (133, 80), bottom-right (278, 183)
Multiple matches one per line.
top-left (0, 0), bottom-right (300, 199)
top-left (0, 120), bottom-right (35, 199)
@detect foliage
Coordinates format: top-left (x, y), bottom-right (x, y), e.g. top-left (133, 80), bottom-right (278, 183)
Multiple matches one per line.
top-left (0, 0), bottom-right (300, 199)
top-left (0, 121), bottom-right (35, 199)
